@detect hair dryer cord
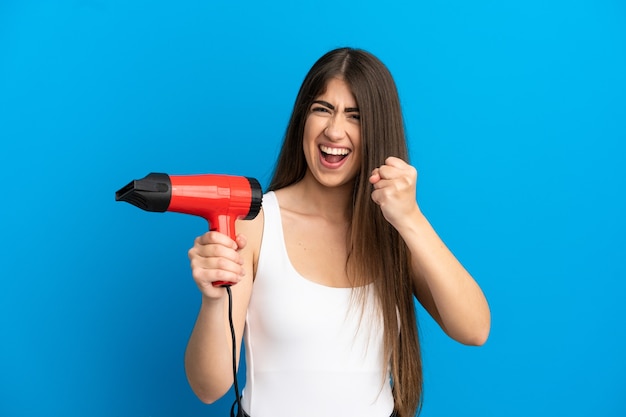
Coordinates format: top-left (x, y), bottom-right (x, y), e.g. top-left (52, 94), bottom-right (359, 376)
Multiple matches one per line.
top-left (226, 285), bottom-right (244, 417)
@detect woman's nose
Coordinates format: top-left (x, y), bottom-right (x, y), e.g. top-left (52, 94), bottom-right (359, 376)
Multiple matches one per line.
top-left (324, 117), bottom-right (346, 141)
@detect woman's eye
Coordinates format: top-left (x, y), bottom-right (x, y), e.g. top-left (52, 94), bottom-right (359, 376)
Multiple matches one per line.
top-left (312, 106), bottom-right (330, 113)
top-left (349, 113), bottom-right (361, 121)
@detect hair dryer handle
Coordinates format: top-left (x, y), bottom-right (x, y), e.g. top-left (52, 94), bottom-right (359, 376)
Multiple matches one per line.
top-left (211, 214), bottom-right (238, 288)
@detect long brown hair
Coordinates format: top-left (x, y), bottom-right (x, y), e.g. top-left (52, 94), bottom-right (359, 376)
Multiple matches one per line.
top-left (269, 47), bottom-right (423, 417)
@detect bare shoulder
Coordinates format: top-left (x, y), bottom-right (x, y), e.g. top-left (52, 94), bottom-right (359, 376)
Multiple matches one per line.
top-left (235, 207), bottom-right (264, 276)
top-left (273, 186), bottom-right (301, 213)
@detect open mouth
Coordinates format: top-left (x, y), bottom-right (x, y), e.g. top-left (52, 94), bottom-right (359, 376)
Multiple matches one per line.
top-left (319, 145), bottom-right (351, 164)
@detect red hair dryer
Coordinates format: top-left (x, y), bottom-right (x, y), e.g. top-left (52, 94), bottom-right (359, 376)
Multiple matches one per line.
top-left (115, 173), bottom-right (263, 287)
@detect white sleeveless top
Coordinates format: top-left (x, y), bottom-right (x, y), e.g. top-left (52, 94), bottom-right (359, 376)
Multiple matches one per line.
top-left (241, 192), bottom-right (395, 417)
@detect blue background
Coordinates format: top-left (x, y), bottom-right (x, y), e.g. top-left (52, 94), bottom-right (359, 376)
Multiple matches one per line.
top-left (1, 1), bottom-right (625, 416)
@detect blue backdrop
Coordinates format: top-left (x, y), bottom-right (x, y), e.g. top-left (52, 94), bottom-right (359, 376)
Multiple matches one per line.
top-left (1, 1), bottom-right (625, 416)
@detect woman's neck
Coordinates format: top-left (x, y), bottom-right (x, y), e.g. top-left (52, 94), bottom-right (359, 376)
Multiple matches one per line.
top-left (279, 171), bottom-right (355, 223)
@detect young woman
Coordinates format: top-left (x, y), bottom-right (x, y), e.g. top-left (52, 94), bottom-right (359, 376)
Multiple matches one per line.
top-left (184, 47), bottom-right (491, 417)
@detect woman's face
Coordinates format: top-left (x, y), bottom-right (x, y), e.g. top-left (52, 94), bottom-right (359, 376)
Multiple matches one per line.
top-left (302, 77), bottom-right (362, 189)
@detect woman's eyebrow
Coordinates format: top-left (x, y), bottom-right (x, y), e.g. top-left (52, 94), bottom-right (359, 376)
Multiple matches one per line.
top-left (312, 100), bottom-right (334, 110)
top-left (312, 100), bottom-right (359, 113)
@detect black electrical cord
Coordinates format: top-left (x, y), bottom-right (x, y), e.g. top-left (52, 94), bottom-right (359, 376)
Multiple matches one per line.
top-left (225, 285), bottom-right (244, 417)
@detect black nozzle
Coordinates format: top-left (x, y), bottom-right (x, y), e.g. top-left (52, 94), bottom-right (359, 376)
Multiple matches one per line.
top-left (245, 177), bottom-right (263, 220)
top-left (115, 173), bottom-right (171, 212)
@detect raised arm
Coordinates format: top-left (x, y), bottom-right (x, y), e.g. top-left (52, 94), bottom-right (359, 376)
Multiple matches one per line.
top-left (184, 213), bottom-right (262, 402)
top-left (370, 157), bottom-right (490, 346)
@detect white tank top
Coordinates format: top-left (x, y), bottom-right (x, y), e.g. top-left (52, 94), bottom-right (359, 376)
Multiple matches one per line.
top-left (241, 191), bottom-right (395, 417)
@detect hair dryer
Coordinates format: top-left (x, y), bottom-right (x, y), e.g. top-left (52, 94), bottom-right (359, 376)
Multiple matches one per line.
top-left (115, 172), bottom-right (263, 287)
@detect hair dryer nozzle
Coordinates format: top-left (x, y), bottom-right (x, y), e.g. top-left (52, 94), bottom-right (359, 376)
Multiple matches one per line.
top-left (115, 173), bottom-right (172, 212)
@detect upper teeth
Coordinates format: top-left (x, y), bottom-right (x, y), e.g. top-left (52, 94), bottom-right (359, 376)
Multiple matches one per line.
top-left (320, 145), bottom-right (350, 156)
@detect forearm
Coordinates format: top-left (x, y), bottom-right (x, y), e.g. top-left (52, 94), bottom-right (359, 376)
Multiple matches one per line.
top-left (184, 295), bottom-right (241, 403)
top-left (400, 208), bottom-right (491, 345)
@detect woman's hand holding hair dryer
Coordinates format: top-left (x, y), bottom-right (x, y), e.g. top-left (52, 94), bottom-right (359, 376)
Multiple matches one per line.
top-left (188, 231), bottom-right (247, 300)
